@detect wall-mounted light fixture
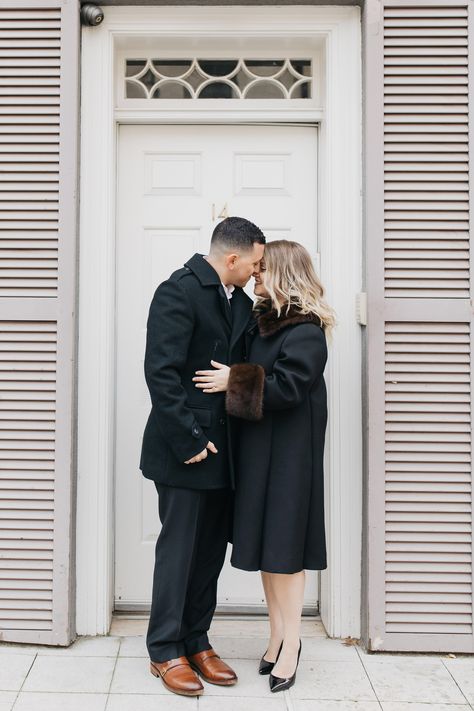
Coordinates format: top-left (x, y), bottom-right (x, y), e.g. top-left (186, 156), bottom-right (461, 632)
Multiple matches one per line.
top-left (80, 3), bottom-right (104, 26)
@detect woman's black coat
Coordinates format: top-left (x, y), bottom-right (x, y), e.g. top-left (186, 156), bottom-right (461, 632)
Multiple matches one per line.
top-left (225, 305), bottom-right (328, 573)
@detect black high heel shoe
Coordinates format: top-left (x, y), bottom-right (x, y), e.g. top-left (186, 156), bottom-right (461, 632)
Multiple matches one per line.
top-left (269, 639), bottom-right (302, 693)
top-left (258, 641), bottom-right (283, 675)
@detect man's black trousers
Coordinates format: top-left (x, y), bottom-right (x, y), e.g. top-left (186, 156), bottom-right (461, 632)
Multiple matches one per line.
top-left (146, 482), bottom-right (232, 663)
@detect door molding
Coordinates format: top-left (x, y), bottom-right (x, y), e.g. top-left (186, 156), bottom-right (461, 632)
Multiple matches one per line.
top-left (77, 5), bottom-right (362, 638)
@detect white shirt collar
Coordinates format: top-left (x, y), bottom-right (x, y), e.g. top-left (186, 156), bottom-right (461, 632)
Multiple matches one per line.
top-left (221, 282), bottom-right (235, 300)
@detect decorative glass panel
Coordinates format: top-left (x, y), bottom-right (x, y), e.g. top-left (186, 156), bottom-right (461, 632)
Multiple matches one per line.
top-left (125, 58), bottom-right (312, 99)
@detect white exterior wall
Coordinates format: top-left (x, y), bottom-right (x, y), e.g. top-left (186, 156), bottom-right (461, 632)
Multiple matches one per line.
top-left (1, 0), bottom-right (472, 653)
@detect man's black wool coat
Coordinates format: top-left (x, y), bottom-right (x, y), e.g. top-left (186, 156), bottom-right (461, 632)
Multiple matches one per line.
top-left (139, 252), bottom-right (253, 489)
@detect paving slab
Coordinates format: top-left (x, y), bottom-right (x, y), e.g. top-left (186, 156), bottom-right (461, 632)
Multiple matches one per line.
top-left (288, 659), bottom-right (377, 702)
top-left (442, 658), bottom-right (474, 705)
top-left (358, 649), bottom-right (444, 663)
top-left (109, 618), bottom-right (146, 637)
top-left (106, 693), bottom-right (198, 710)
top-left (198, 697), bottom-right (286, 710)
top-left (0, 655), bottom-right (35, 692)
top-left (117, 636), bottom-right (148, 658)
top-left (0, 691), bottom-right (16, 711)
top-left (293, 702), bottom-right (382, 711)
top-left (12, 692), bottom-right (108, 711)
top-left (209, 635), bottom-right (360, 662)
top-left (197, 659), bottom-right (273, 698)
top-left (37, 636), bottom-right (121, 657)
top-left (0, 645), bottom-right (40, 657)
top-left (110, 657), bottom-right (172, 695)
top-left (209, 618), bottom-right (326, 639)
top-left (21, 656), bottom-right (116, 694)
top-left (361, 658), bottom-right (467, 705)
top-left (381, 704), bottom-right (471, 711)
top-left (110, 615), bottom-right (326, 639)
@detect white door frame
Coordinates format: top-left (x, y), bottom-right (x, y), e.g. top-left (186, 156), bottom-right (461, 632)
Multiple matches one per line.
top-left (77, 5), bottom-right (363, 638)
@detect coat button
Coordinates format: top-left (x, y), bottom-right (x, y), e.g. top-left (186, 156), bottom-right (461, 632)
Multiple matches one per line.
top-left (219, 418), bottom-right (225, 425)
top-left (192, 425), bottom-right (200, 437)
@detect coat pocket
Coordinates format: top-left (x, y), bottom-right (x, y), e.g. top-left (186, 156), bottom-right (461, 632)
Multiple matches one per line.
top-left (189, 405), bottom-right (212, 428)
top-left (210, 339), bottom-right (227, 365)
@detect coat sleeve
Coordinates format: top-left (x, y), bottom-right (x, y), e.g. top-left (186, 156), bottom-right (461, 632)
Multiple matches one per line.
top-left (225, 324), bottom-right (327, 421)
top-left (144, 279), bottom-right (210, 462)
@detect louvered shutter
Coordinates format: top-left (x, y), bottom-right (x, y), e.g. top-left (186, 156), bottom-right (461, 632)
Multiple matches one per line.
top-left (0, 2), bottom-right (78, 644)
top-left (365, 0), bottom-right (473, 651)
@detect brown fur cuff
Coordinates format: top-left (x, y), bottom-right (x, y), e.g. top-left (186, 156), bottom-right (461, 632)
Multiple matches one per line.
top-left (226, 363), bottom-right (265, 421)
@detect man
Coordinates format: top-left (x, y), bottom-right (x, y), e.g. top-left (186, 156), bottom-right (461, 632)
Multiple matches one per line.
top-left (140, 216), bottom-right (266, 697)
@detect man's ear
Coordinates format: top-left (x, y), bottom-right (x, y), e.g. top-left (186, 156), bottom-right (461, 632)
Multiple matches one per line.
top-left (225, 253), bottom-right (239, 271)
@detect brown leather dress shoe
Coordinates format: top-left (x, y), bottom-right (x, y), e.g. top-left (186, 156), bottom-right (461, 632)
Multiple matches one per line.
top-left (187, 648), bottom-right (238, 686)
top-left (150, 656), bottom-right (204, 696)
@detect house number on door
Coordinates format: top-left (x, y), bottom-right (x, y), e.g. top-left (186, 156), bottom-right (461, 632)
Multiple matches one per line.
top-left (212, 202), bottom-right (229, 221)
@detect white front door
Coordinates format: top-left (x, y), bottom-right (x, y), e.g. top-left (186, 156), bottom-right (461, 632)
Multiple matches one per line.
top-left (115, 123), bottom-right (319, 611)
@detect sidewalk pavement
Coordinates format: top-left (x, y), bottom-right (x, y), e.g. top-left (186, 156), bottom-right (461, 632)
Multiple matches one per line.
top-left (0, 616), bottom-right (473, 711)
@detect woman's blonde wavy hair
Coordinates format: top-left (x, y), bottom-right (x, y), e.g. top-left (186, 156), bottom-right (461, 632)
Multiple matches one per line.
top-left (255, 240), bottom-right (337, 341)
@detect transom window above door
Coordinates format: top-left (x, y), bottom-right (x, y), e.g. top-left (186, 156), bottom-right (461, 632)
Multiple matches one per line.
top-left (124, 58), bottom-right (312, 99)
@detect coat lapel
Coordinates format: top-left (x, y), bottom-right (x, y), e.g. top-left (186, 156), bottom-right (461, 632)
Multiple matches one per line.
top-left (183, 253), bottom-right (251, 347)
top-left (229, 288), bottom-right (253, 353)
top-left (185, 253), bottom-right (232, 330)
top-left (184, 253), bottom-right (221, 286)
top-left (218, 284), bottom-right (233, 329)
top-left (244, 316), bottom-right (258, 357)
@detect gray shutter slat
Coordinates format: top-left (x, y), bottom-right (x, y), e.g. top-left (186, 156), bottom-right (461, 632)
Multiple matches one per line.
top-left (0, 2), bottom-right (78, 644)
top-left (365, 0), bottom-right (473, 652)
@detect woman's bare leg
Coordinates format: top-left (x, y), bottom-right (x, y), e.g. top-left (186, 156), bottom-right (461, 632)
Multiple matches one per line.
top-left (261, 571), bottom-right (284, 661)
top-left (268, 570), bottom-right (305, 678)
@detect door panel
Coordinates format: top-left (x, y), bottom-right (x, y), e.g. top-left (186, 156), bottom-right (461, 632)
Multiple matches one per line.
top-left (115, 124), bottom-right (319, 610)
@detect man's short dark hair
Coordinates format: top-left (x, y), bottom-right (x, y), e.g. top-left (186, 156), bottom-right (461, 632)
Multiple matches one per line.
top-left (210, 216), bottom-right (266, 252)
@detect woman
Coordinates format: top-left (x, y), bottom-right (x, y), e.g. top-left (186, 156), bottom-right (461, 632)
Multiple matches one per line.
top-left (193, 240), bottom-right (336, 693)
